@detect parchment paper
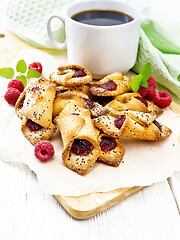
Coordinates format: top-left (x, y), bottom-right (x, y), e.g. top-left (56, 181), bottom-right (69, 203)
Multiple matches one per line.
top-left (0, 49), bottom-right (180, 196)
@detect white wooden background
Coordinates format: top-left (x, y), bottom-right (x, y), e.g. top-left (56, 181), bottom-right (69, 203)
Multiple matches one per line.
top-left (0, 1), bottom-right (180, 239)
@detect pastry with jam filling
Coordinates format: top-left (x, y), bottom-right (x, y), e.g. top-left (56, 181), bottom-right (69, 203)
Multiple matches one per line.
top-left (21, 117), bottom-right (56, 145)
top-left (49, 64), bottom-right (92, 86)
top-left (106, 92), bottom-right (163, 117)
top-left (93, 113), bottom-right (171, 141)
top-left (16, 77), bottom-right (56, 128)
top-left (15, 77), bottom-right (57, 145)
top-left (97, 132), bottom-right (125, 167)
top-left (90, 72), bottom-right (131, 96)
top-left (53, 91), bottom-right (87, 119)
top-left (54, 103), bottom-right (101, 175)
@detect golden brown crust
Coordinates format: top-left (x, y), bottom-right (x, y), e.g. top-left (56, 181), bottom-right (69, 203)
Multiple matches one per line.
top-left (53, 91), bottom-right (86, 119)
top-left (97, 133), bottom-right (125, 167)
top-left (49, 64), bottom-right (92, 86)
top-left (90, 73), bottom-right (131, 96)
top-left (121, 119), bottom-right (172, 141)
top-left (15, 90), bottom-right (26, 119)
top-left (89, 102), bottom-right (110, 118)
top-left (54, 103), bottom-right (101, 175)
top-left (93, 114), bottom-right (126, 138)
top-left (93, 114), bottom-right (172, 141)
top-left (106, 92), bottom-right (163, 116)
top-left (16, 77), bottom-right (56, 128)
top-left (55, 85), bottom-right (90, 98)
top-left (21, 117), bottom-right (57, 146)
top-left (108, 109), bottom-right (157, 126)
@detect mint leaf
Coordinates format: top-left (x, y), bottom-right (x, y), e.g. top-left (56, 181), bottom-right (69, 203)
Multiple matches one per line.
top-left (27, 69), bottom-right (41, 79)
top-left (16, 75), bottom-right (27, 87)
top-left (131, 73), bottom-right (143, 92)
top-left (16, 59), bottom-right (27, 73)
top-left (140, 62), bottom-right (151, 87)
top-left (0, 67), bottom-right (14, 79)
top-left (177, 74), bottom-right (180, 82)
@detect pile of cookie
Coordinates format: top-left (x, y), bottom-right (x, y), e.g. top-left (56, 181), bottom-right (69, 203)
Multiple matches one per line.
top-left (15, 64), bottom-right (172, 175)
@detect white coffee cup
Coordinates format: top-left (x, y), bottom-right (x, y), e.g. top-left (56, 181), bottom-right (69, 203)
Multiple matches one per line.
top-left (47, 0), bottom-right (141, 75)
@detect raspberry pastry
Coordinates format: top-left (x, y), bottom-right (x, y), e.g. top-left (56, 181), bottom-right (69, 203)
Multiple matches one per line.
top-left (21, 117), bottom-right (56, 146)
top-left (54, 103), bottom-right (101, 175)
top-left (108, 110), bottom-right (157, 126)
top-left (90, 72), bottom-right (131, 96)
top-left (15, 77), bottom-right (56, 128)
top-left (97, 132), bottom-right (125, 167)
top-left (53, 91), bottom-right (86, 119)
top-left (49, 64), bottom-right (92, 86)
top-left (106, 92), bottom-right (163, 116)
top-left (93, 113), bottom-right (171, 141)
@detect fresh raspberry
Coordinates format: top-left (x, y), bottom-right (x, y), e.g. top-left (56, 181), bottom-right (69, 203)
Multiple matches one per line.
top-left (153, 91), bottom-right (172, 108)
top-left (28, 62), bottom-right (43, 73)
top-left (138, 85), bottom-right (149, 98)
top-left (138, 85), bottom-right (156, 100)
top-left (146, 87), bottom-right (156, 100)
top-left (147, 76), bottom-right (156, 89)
top-left (4, 87), bottom-right (21, 105)
top-left (34, 140), bottom-right (55, 162)
top-left (138, 76), bottom-right (156, 100)
top-left (7, 79), bottom-right (24, 92)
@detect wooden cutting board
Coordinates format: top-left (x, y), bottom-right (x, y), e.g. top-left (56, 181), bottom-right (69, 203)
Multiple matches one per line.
top-left (1, 30), bottom-right (179, 219)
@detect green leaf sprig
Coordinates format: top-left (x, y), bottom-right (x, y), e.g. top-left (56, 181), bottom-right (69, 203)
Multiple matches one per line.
top-left (0, 59), bottom-right (42, 87)
top-left (131, 62), bottom-right (151, 92)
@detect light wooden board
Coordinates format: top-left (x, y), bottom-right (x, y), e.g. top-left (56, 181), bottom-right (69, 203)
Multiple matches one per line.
top-left (0, 30), bottom-right (179, 220)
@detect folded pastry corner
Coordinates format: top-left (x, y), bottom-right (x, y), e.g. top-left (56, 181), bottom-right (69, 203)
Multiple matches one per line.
top-left (54, 103), bottom-right (101, 175)
top-left (90, 72), bottom-right (131, 96)
top-left (49, 64), bottom-right (92, 86)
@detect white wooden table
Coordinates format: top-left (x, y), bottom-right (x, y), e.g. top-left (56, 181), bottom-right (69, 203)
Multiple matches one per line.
top-left (0, 1), bottom-right (180, 239)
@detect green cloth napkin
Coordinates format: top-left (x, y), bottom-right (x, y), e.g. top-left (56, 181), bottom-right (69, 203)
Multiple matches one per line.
top-left (6, 0), bottom-right (180, 99)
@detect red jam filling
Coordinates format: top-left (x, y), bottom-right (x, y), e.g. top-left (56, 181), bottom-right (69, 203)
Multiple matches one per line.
top-left (100, 137), bottom-right (117, 153)
top-left (92, 96), bottom-right (114, 106)
top-left (100, 81), bottom-right (117, 91)
top-left (114, 115), bottom-right (126, 129)
top-left (82, 98), bottom-right (95, 109)
top-left (153, 120), bottom-right (162, 132)
top-left (27, 119), bottom-right (43, 132)
top-left (73, 68), bottom-right (86, 78)
top-left (71, 139), bottom-right (94, 156)
top-left (31, 87), bottom-right (40, 92)
top-left (55, 89), bottom-right (68, 96)
top-left (18, 96), bottom-right (25, 109)
top-left (135, 96), bottom-right (148, 107)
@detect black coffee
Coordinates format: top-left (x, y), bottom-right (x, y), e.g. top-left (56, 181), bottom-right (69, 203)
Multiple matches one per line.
top-left (71, 10), bottom-right (133, 26)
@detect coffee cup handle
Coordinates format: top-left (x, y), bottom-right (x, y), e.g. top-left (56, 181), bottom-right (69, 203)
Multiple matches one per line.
top-left (47, 13), bottom-right (66, 49)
